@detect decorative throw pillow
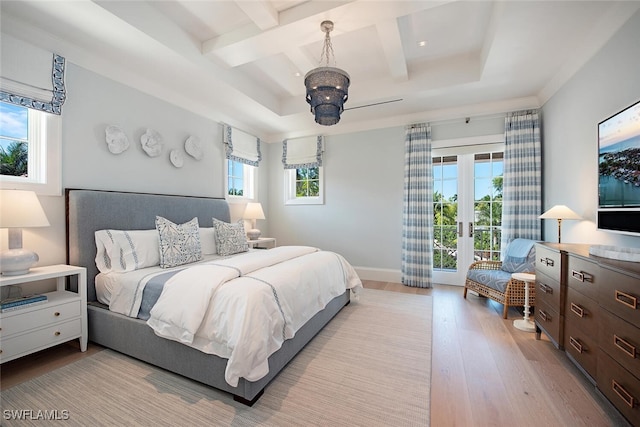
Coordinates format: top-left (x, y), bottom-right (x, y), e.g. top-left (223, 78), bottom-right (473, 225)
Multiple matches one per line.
top-left (199, 227), bottom-right (217, 255)
top-left (212, 218), bottom-right (249, 256)
top-left (155, 216), bottom-right (203, 268)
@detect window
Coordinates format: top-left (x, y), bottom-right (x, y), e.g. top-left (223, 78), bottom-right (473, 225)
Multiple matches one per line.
top-left (285, 166), bottom-right (324, 205)
top-left (225, 159), bottom-right (256, 200)
top-left (0, 102), bottom-right (61, 195)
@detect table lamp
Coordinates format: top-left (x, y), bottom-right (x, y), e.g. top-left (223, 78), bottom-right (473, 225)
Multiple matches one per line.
top-left (0, 190), bottom-right (50, 275)
top-left (539, 204), bottom-right (581, 244)
top-left (243, 202), bottom-right (265, 240)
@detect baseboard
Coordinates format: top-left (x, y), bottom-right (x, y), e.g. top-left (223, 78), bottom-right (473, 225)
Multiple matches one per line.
top-left (354, 267), bottom-right (402, 283)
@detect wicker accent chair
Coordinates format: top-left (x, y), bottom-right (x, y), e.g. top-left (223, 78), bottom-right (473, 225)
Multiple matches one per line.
top-left (463, 238), bottom-right (537, 319)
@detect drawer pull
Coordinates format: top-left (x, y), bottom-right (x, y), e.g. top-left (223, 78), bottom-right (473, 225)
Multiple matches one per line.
top-left (54, 331), bottom-right (61, 336)
top-left (569, 336), bottom-right (583, 354)
top-left (54, 312), bottom-right (61, 317)
top-left (539, 283), bottom-right (553, 294)
top-left (570, 303), bottom-right (584, 318)
top-left (540, 257), bottom-right (554, 267)
top-left (614, 335), bottom-right (637, 359)
top-left (612, 380), bottom-right (636, 408)
top-left (615, 290), bottom-right (638, 310)
top-left (571, 270), bottom-right (593, 283)
top-left (539, 310), bottom-right (550, 322)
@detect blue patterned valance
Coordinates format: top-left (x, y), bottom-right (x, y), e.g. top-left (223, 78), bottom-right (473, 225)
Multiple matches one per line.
top-left (223, 124), bottom-right (261, 166)
top-left (0, 34), bottom-right (66, 115)
top-left (282, 135), bottom-right (323, 169)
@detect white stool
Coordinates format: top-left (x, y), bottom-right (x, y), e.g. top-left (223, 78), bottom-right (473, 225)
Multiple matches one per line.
top-left (511, 272), bottom-right (536, 332)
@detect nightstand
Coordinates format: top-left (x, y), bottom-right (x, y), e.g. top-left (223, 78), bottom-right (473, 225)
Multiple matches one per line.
top-left (247, 237), bottom-right (276, 249)
top-left (0, 264), bottom-right (87, 363)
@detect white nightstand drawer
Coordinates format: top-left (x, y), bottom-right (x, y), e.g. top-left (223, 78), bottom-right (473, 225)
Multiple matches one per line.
top-left (0, 318), bottom-right (82, 362)
top-left (1, 300), bottom-right (80, 338)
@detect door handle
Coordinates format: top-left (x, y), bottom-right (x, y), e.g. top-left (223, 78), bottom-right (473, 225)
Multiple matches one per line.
top-left (458, 222), bottom-right (463, 237)
top-left (468, 222), bottom-right (474, 238)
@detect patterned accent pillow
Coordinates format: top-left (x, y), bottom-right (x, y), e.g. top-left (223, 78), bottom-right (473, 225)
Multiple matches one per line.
top-left (213, 218), bottom-right (249, 256)
top-left (155, 216), bottom-right (203, 268)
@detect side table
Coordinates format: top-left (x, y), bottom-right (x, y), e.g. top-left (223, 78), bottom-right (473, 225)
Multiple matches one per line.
top-left (512, 272), bottom-right (536, 332)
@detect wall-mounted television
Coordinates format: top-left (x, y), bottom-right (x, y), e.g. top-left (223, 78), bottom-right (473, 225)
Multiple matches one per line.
top-left (598, 99), bottom-right (640, 235)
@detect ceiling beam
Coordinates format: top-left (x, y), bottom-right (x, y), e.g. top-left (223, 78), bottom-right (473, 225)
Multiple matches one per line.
top-left (376, 19), bottom-right (408, 82)
top-left (234, 0), bottom-right (279, 30)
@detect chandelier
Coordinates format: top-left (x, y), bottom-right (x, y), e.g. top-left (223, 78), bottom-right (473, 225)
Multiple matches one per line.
top-left (304, 21), bottom-right (350, 126)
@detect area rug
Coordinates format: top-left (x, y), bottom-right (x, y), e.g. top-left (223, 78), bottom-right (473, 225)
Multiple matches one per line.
top-left (1, 288), bottom-right (432, 426)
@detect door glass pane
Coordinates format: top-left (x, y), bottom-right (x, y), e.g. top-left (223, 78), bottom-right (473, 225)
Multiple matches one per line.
top-left (433, 155), bottom-right (458, 271)
top-left (473, 152), bottom-right (503, 261)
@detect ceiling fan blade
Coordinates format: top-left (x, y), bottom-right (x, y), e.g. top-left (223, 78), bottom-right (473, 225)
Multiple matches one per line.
top-left (344, 98), bottom-right (403, 111)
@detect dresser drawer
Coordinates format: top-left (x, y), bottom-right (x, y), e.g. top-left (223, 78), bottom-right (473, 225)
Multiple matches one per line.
top-left (565, 287), bottom-right (599, 337)
top-left (536, 244), bottom-right (562, 282)
top-left (0, 319), bottom-right (82, 363)
top-left (567, 255), bottom-right (600, 300)
top-left (536, 300), bottom-right (563, 349)
top-left (0, 300), bottom-right (81, 337)
top-left (597, 349), bottom-right (640, 427)
top-left (565, 320), bottom-right (598, 380)
top-left (600, 308), bottom-right (640, 380)
top-left (535, 272), bottom-right (561, 309)
top-left (598, 267), bottom-right (640, 327)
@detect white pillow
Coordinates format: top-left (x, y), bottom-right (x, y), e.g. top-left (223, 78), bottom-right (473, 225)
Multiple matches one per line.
top-left (212, 218), bottom-right (249, 256)
top-left (156, 216), bottom-right (203, 268)
top-left (94, 229), bottom-right (160, 273)
top-left (200, 227), bottom-right (217, 255)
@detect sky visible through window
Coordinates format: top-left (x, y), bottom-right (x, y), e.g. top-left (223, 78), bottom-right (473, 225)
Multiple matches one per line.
top-left (0, 102), bottom-right (28, 150)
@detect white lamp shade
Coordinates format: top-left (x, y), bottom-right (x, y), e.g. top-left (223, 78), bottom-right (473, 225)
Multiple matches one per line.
top-left (539, 205), bottom-right (581, 220)
top-left (0, 190), bottom-right (50, 228)
top-left (243, 202), bottom-right (265, 220)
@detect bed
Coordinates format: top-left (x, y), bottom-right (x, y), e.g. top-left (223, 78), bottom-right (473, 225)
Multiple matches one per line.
top-left (65, 189), bottom-right (361, 405)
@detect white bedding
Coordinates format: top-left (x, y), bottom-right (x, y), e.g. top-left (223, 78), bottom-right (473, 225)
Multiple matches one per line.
top-left (97, 246), bottom-right (362, 387)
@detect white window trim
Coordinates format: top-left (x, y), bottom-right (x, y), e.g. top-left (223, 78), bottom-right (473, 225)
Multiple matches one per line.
top-left (284, 166), bottom-right (324, 205)
top-left (0, 109), bottom-right (61, 196)
top-left (224, 159), bottom-right (257, 203)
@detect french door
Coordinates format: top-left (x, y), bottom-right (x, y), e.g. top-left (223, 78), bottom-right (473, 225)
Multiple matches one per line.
top-left (432, 149), bottom-right (504, 286)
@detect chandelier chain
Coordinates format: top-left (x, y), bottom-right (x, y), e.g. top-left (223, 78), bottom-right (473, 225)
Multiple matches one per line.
top-left (320, 28), bottom-right (336, 67)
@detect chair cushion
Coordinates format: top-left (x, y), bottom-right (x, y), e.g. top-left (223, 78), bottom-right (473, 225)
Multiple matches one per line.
top-left (467, 269), bottom-right (513, 294)
top-left (501, 238), bottom-right (536, 273)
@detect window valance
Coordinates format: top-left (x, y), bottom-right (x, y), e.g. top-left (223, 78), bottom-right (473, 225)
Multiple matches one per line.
top-left (282, 136), bottom-right (323, 169)
top-left (0, 34), bottom-right (66, 115)
top-left (223, 124), bottom-right (261, 166)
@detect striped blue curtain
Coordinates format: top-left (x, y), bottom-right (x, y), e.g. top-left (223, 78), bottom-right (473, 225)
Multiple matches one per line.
top-left (402, 124), bottom-right (433, 288)
top-left (501, 110), bottom-right (542, 250)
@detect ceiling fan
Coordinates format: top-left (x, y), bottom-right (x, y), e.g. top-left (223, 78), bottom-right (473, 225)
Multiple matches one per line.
top-left (344, 98), bottom-right (403, 111)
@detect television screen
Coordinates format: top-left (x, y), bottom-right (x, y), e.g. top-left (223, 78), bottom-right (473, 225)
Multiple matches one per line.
top-left (598, 99), bottom-right (640, 209)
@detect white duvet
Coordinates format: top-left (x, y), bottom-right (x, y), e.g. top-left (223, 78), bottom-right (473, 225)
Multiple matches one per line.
top-left (107, 246), bottom-right (362, 387)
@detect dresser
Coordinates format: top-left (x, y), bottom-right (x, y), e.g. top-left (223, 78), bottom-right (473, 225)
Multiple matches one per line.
top-left (535, 243), bottom-right (640, 426)
top-left (0, 265), bottom-right (88, 363)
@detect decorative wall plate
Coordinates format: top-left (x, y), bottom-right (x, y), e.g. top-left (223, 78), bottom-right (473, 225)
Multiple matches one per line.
top-left (184, 135), bottom-right (203, 160)
top-left (105, 125), bottom-right (129, 154)
top-left (140, 128), bottom-right (163, 157)
top-left (170, 149), bottom-right (184, 168)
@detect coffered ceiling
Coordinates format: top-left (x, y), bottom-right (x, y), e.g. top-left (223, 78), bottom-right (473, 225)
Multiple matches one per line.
top-left (2, 1), bottom-right (639, 141)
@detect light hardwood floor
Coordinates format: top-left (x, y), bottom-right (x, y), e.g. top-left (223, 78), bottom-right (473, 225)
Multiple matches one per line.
top-left (0, 282), bottom-right (627, 426)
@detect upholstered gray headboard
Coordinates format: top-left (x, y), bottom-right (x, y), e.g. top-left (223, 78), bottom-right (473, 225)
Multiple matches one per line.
top-left (66, 189), bottom-right (231, 302)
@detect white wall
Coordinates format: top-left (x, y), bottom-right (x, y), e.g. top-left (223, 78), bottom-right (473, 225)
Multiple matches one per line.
top-left (541, 9), bottom-right (640, 248)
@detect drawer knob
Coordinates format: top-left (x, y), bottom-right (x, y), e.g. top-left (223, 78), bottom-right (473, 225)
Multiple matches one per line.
top-left (570, 303), bottom-right (585, 318)
top-left (612, 379), bottom-right (636, 408)
top-left (54, 312), bottom-right (61, 317)
top-left (614, 335), bottom-right (637, 359)
top-left (539, 310), bottom-right (550, 322)
top-left (615, 290), bottom-right (638, 310)
top-left (54, 331), bottom-right (61, 336)
top-left (540, 257), bottom-right (554, 267)
top-left (569, 336), bottom-right (584, 354)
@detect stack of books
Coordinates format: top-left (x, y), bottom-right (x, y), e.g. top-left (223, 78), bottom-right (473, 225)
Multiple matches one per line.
top-left (1, 294), bottom-right (48, 312)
